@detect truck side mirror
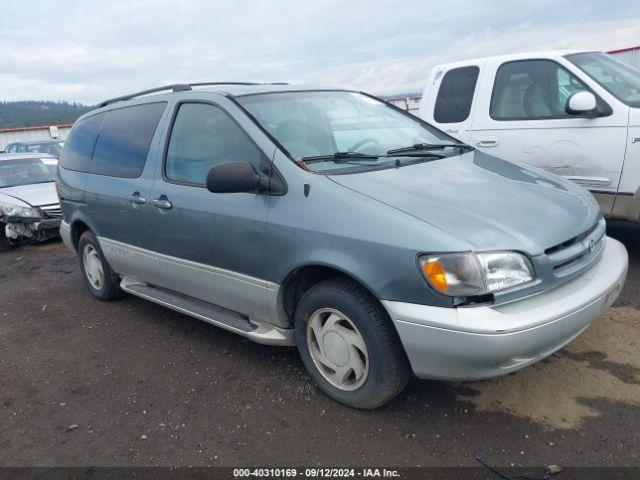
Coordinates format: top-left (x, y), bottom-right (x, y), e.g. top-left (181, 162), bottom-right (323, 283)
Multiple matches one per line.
top-left (565, 91), bottom-right (598, 116)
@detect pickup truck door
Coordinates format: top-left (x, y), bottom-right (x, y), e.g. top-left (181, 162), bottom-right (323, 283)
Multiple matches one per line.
top-left (615, 107), bottom-right (640, 221)
top-left (421, 63), bottom-right (484, 143)
top-left (469, 57), bottom-right (629, 216)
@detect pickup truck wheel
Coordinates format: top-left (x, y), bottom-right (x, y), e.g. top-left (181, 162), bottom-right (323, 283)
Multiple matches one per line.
top-left (78, 231), bottom-right (124, 301)
top-left (295, 277), bottom-right (410, 409)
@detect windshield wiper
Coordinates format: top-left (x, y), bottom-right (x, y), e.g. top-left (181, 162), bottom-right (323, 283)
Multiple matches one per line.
top-left (300, 152), bottom-right (380, 163)
top-left (386, 143), bottom-right (474, 155)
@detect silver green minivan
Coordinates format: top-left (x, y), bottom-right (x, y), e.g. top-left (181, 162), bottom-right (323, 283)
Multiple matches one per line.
top-left (57, 83), bottom-right (628, 408)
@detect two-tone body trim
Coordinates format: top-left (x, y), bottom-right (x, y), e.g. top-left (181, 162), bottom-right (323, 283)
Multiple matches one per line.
top-left (96, 236), bottom-right (286, 327)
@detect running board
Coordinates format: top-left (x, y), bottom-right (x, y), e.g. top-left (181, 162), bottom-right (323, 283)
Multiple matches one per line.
top-left (120, 278), bottom-right (294, 346)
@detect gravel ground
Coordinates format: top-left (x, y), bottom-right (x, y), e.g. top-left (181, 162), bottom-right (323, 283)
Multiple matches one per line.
top-left (0, 222), bottom-right (638, 468)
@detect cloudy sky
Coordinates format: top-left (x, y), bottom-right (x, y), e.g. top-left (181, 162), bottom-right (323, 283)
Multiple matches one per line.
top-left (1, 0), bottom-right (639, 104)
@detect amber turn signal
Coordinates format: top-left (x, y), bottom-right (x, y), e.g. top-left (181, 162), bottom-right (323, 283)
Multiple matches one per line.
top-left (422, 261), bottom-right (447, 292)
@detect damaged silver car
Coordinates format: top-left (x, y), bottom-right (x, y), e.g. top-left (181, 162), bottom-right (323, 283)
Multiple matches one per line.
top-left (0, 153), bottom-right (62, 251)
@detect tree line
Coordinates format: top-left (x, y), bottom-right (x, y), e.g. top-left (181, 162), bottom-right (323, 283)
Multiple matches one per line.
top-left (0, 101), bottom-right (93, 129)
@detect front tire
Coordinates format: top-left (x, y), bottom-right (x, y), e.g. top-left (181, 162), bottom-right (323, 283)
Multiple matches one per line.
top-left (295, 277), bottom-right (411, 409)
top-left (0, 223), bottom-right (14, 252)
top-left (78, 231), bottom-right (124, 301)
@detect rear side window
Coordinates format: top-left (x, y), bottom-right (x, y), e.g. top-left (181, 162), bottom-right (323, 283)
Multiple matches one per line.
top-left (433, 66), bottom-right (479, 123)
top-left (60, 113), bottom-right (104, 172)
top-left (91, 102), bottom-right (166, 178)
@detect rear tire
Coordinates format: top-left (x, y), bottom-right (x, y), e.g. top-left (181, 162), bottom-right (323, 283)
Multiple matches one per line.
top-left (78, 231), bottom-right (124, 301)
top-left (295, 277), bottom-right (411, 409)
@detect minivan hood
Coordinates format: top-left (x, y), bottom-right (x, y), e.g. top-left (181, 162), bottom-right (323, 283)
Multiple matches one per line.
top-left (329, 151), bottom-right (600, 254)
top-left (0, 182), bottom-right (58, 207)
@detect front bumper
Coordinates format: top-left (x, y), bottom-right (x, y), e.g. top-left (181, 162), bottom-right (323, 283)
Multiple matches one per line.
top-left (383, 236), bottom-right (628, 380)
top-left (4, 217), bottom-right (61, 243)
top-left (60, 220), bottom-right (74, 252)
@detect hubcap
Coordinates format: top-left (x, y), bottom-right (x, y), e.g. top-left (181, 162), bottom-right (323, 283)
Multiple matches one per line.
top-left (306, 308), bottom-right (369, 391)
top-left (83, 244), bottom-right (104, 290)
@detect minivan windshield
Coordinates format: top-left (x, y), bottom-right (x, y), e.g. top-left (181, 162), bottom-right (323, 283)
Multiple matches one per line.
top-left (237, 91), bottom-right (462, 173)
top-left (566, 52), bottom-right (640, 108)
top-left (0, 158), bottom-right (57, 188)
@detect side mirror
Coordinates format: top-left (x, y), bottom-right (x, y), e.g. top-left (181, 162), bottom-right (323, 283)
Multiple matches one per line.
top-left (566, 91), bottom-right (598, 116)
top-left (206, 161), bottom-right (270, 194)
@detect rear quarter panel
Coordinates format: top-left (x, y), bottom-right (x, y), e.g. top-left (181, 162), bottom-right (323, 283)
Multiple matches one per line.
top-left (56, 166), bottom-right (93, 237)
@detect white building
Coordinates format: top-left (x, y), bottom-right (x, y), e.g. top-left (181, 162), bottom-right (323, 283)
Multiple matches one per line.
top-left (0, 124), bottom-right (72, 151)
top-left (609, 45), bottom-right (640, 69)
top-left (386, 96), bottom-right (422, 116)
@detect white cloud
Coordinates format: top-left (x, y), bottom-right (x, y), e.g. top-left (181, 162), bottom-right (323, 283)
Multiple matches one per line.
top-left (0, 0), bottom-right (638, 103)
top-left (304, 18), bottom-right (640, 95)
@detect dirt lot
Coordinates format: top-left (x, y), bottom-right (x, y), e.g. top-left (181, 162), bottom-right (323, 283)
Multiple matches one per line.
top-left (0, 222), bottom-right (638, 468)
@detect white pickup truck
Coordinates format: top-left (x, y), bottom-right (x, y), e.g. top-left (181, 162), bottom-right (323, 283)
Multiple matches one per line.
top-left (419, 51), bottom-right (640, 223)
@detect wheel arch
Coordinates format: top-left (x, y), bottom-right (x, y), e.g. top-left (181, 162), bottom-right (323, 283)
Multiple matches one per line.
top-left (278, 262), bottom-right (382, 328)
top-left (69, 218), bottom-right (92, 252)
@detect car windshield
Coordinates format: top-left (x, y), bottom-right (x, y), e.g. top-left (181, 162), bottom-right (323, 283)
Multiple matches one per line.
top-left (237, 91), bottom-right (459, 173)
top-left (0, 158), bottom-right (57, 188)
top-left (28, 141), bottom-right (65, 157)
top-left (566, 52), bottom-right (640, 108)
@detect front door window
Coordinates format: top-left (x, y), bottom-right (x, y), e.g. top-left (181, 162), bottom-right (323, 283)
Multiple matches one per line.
top-left (165, 103), bottom-right (264, 186)
top-left (491, 60), bottom-right (591, 120)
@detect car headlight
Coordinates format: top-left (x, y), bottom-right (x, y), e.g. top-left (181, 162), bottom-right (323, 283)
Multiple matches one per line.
top-left (419, 251), bottom-right (534, 297)
top-left (0, 202), bottom-right (41, 219)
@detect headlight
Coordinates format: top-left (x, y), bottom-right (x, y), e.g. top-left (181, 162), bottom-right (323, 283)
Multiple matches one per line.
top-left (0, 202), bottom-right (41, 219)
top-left (419, 251), bottom-right (534, 297)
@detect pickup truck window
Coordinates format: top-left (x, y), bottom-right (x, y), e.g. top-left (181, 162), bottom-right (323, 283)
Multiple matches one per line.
top-left (567, 52), bottom-right (640, 108)
top-left (491, 59), bottom-right (590, 120)
top-left (434, 66), bottom-right (479, 123)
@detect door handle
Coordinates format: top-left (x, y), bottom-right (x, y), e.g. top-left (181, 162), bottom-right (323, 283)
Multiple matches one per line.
top-left (563, 176), bottom-right (612, 187)
top-left (152, 196), bottom-right (173, 210)
top-left (476, 136), bottom-right (500, 147)
top-left (129, 192), bottom-right (146, 205)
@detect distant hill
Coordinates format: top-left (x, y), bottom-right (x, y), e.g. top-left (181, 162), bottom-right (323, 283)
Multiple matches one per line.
top-left (0, 101), bottom-right (93, 129)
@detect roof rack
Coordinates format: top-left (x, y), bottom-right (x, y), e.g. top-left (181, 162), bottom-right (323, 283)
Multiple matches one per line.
top-left (97, 82), bottom-right (290, 108)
